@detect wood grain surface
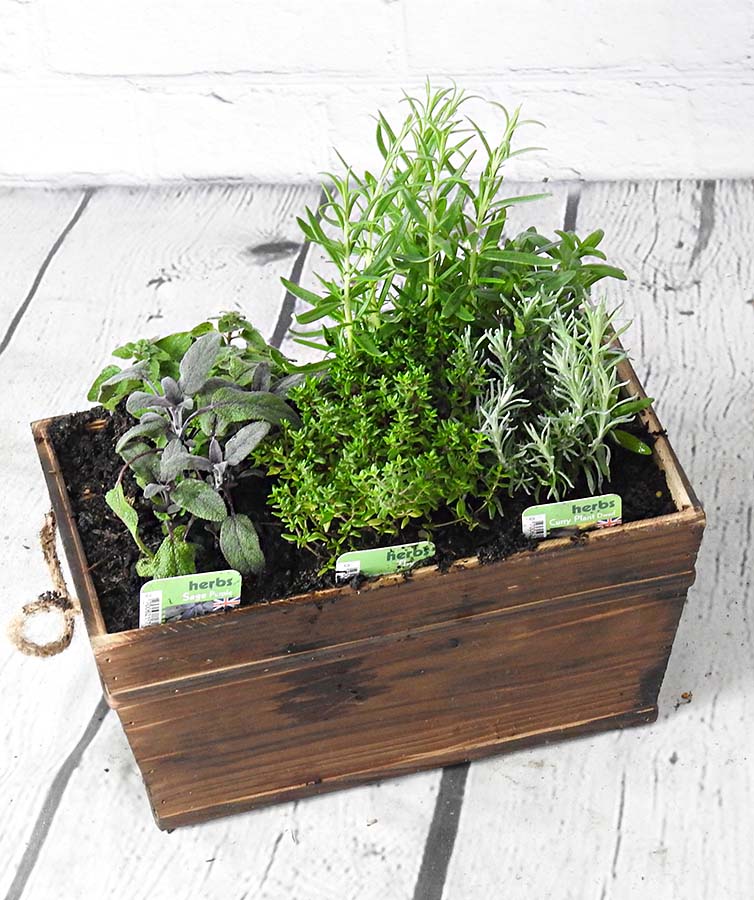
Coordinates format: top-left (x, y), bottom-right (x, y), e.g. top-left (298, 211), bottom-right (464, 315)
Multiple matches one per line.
top-left (0, 181), bottom-right (748, 900)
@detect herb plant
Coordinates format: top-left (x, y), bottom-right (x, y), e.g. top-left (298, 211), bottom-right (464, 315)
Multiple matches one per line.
top-left (262, 83), bottom-right (650, 563)
top-left (90, 315), bottom-right (302, 578)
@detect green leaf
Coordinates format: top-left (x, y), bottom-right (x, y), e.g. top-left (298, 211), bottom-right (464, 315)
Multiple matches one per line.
top-left (612, 429), bottom-right (652, 455)
top-left (159, 439), bottom-right (212, 482)
top-left (281, 278), bottom-right (324, 308)
top-left (171, 480), bottom-right (227, 521)
top-left (126, 390), bottom-right (170, 416)
top-left (494, 192), bottom-right (551, 207)
top-left (484, 250), bottom-right (557, 267)
top-left (220, 514), bottom-right (265, 575)
top-left (88, 365), bottom-right (121, 404)
top-left (615, 396), bottom-right (653, 417)
top-left (580, 229), bottom-right (604, 249)
top-left (137, 528), bottom-right (196, 579)
top-left (115, 419), bottom-right (168, 454)
top-left (296, 300), bottom-right (341, 325)
top-left (353, 330), bottom-right (380, 356)
top-left (105, 483), bottom-right (151, 557)
top-left (441, 285), bottom-right (468, 319)
top-left (112, 342), bottom-right (139, 359)
top-left (100, 361), bottom-right (149, 388)
top-left (583, 264), bottom-right (627, 282)
top-left (154, 332), bottom-right (193, 360)
top-left (179, 331), bottom-right (222, 395)
top-left (120, 441), bottom-right (159, 486)
top-left (224, 421), bottom-right (271, 465)
top-left (211, 388), bottom-right (301, 428)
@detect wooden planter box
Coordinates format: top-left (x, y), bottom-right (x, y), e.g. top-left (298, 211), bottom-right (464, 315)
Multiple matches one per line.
top-left (32, 359), bottom-right (704, 829)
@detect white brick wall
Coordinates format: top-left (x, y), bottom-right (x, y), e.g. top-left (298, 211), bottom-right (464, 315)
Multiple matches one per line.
top-left (0, 0), bottom-right (752, 185)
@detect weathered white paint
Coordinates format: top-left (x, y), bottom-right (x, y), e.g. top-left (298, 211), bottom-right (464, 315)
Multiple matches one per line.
top-left (0, 2), bottom-right (753, 184)
top-left (1, 180), bottom-right (751, 899)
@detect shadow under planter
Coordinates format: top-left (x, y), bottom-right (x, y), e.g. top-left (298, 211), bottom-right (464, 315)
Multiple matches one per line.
top-left (32, 358), bottom-right (705, 829)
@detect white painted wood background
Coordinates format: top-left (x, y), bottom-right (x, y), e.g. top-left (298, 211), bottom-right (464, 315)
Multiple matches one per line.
top-left (0, 179), bottom-right (751, 899)
top-left (1, 2), bottom-right (753, 184)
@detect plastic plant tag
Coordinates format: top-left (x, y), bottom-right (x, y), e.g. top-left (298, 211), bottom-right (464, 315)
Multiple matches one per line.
top-left (335, 541), bottom-right (436, 584)
top-left (139, 569), bottom-right (242, 627)
top-left (521, 494), bottom-right (622, 539)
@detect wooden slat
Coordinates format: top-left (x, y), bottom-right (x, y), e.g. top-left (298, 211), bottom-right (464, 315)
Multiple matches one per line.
top-left (87, 509), bottom-right (703, 703)
top-left (0, 188), bottom-right (108, 898)
top-left (0, 188), bottom-right (86, 332)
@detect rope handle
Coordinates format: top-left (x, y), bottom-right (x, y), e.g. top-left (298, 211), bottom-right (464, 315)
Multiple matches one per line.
top-left (7, 511), bottom-right (81, 657)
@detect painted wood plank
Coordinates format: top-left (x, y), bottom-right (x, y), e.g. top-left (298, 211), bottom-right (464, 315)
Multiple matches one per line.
top-left (12, 183), bottom-right (439, 900)
top-left (0, 188), bottom-right (86, 334)
top-left (445, 180), bottom-right (753, 900)
top-left (0, 189), bottom-right (107, 899)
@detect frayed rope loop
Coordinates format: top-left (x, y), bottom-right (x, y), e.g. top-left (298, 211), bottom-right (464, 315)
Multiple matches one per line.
top-left (7, 511), bottom-right (81, 657)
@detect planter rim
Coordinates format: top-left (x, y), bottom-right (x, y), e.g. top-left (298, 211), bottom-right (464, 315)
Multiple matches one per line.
top-left (31, 355), bottom-right (704, 641)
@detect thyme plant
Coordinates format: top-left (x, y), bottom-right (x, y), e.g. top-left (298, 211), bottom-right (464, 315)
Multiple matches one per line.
top-left (263, 83), bottom-right (650, 563)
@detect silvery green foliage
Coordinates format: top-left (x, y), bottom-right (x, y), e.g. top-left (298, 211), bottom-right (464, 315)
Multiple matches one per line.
top-left (476, 296), bottom-right (651, 500)
top-left (102, 321), bottom-right (300, 579)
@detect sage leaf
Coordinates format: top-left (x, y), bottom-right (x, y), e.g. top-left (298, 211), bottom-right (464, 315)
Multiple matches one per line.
top-left (171, 480), bottom-right (227, 521)
top-left (161, 376), bottom-right (183, 405)
top-left (115, 419), bottom-right (168, 454)
top-left (211, 387), bottom-right (301, 428)
top-left (220, 514), bottom-right (265, 574)
top-left (159, 439), bottom-right (213, 482)
top-left (224, 422), bottom-right (271, 466)
top-left (126, 390), bottom-right (171, 416)
top-left (178, 331), bottom-right (221, 395)
top-left (101, 361), bottom-right (149, 388)
top-left (120, 441), bottom-right (159, 485)
top-left (137, 529), bottom-right (196, 579)
top-left (272, 373), bottom-right (306, 397)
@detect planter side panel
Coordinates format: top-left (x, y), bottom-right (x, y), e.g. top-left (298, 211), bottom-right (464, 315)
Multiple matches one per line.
top-left (97, 513), bottom-right (704, 703)
top-left (116, 565), bottom-right (697, 828)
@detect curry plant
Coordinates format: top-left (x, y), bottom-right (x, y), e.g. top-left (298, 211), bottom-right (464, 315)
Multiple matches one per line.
top-left (90, 316), bottom-right (302, 578)
top-left (263, 82), bottom-right (650, 564)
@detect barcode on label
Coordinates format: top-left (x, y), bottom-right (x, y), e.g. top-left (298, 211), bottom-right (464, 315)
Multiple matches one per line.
top-left (522, 514), bottom-right (547, 539)
top-left (335, 561), bottom-right (361, 584)
top-left (140, 590), bottom-right (163, 627)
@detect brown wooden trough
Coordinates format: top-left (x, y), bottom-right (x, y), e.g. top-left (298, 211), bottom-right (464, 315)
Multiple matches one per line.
top-left (32, 359), bottom-right (705, 829)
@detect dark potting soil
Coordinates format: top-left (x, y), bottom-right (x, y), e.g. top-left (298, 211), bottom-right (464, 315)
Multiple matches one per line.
top-left (48, 407), bottom-right (675, 633)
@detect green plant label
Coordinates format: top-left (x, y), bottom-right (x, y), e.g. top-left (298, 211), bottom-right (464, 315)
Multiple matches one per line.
top-left (335, 541), bottom-right (436, 584)
top-left (521, 494), bottom-right (622, 539)
top-left (139, 569), bottom-right (242, 628)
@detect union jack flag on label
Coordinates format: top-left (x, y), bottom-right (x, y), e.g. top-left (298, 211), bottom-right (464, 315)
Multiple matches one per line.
top-left (212, 596), bottom-right (241, 611)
